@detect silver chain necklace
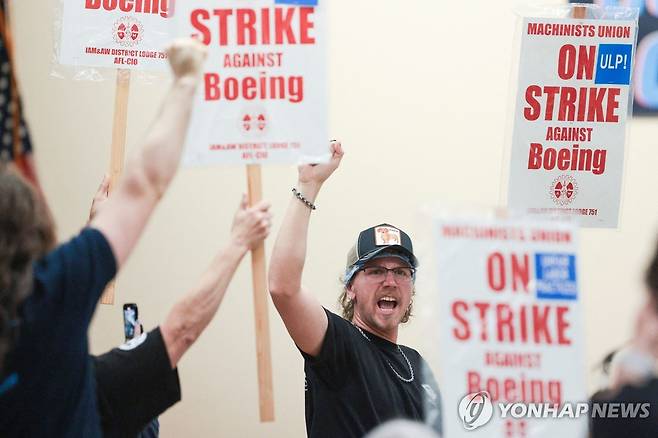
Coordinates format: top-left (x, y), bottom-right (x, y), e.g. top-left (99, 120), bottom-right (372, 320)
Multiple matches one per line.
top-left (353, 324), bottom-right (415, 383)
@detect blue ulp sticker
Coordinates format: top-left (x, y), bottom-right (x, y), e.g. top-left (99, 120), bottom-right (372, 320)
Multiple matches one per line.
top-left (275, 0), bottom-right (318, 5)
top-left (535, 253), bottom-right (578, 300)
top-left (595, 44), bottom-right (633, 85)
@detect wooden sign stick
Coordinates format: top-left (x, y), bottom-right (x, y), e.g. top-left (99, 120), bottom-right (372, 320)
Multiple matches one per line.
top-left (246, 164), bottom-right (275, 422)
top-left (100, 68), bottom-right (131, 305)
top-left (573, 5), bottom-right (586, 20)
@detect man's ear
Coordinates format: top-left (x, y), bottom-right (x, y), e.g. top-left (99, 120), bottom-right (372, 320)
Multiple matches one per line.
top-left (346, 284), bottom-right (356, 301)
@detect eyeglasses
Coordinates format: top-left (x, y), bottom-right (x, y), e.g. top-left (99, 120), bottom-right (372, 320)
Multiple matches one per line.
top-left (359, 266), bottom-right (415, 283)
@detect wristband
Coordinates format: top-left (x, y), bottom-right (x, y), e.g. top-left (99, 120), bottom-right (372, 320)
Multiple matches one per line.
top-left (292, 187), bottom-right (317, 210)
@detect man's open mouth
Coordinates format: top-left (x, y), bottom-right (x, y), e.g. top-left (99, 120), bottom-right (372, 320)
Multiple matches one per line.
top-left (377, 296), bottom-right (398, 311)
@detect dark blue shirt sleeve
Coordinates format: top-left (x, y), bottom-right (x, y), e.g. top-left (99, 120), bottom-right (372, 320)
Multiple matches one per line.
top-left (32, 227), bottom-right (117, 327)
top-left (137, 418), bottom-right (159, 438)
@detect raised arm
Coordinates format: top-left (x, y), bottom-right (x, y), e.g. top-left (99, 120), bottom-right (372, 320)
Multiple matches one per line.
top-left (268, 141), bottom-right (344, 356)
top-left (160, 195), bottom-right (272, 368)
top-left (90, 39), bottom-right (207, 268)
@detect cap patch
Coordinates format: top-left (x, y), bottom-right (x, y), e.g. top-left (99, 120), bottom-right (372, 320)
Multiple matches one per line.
top-left (374, 226), bottom-right (401, 246)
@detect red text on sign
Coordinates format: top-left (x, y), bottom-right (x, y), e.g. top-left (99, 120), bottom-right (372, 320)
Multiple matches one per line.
top-left (190, 7), bottom-right (315, 46)
top-left (487, 252), bottom-right (530, 293)
top-left (557, 45), bottom-right (595, 81)
top-left (527, 142), bottom-right (606, 175)
top-left (545, 126), bottom-right (593, 142)
top-left (467, 371), bottom-right (562, 404)
top-left (204, 72), bottom-right (303, 103)
top-left (85, 0), bottom-right (171, 18)
top-left (524, 85), bottom-right (620, 122)
top-left (484, 351), bottom-right (542, 369)
top-left (452, 301), bottom-right (572, 345)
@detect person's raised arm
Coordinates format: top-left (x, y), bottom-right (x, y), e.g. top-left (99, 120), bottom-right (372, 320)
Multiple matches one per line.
top-left (268, 141), bottom-right (343, 357)
top-left (88, 173), bottom-right (110, 223)
top-left (160, 195), bottom-right (272, 368)
top-left (90, 39), bottom-right (207, 268)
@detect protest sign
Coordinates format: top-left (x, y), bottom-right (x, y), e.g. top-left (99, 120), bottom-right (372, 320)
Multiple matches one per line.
top-left (57, 0), bottom-right (176, 303)
top-left (436, 216), bottom-right (586, 437)
top-left (171, 1), bottom-right (329, 420)
top-left (507, 15), bottom-right (638, 228)
top-left (58, 0), bottom-right (173, 71)
top-left (175, 0), bottom-right (328, 165)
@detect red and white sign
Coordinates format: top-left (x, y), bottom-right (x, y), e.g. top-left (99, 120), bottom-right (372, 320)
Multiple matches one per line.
top-left (58, 0), bottom-right (174, 71)
top-left (176, 0), bottom-right (328, 165)
top-left (507, 18), bottom-right (638, 228)
top-left (435, 216), bottom-right (586, 437)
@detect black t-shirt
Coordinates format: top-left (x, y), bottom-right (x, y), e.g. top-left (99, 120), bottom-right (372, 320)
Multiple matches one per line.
top-left (94, 327), bottom-right (181, 438)
top-left (0, 228), bottom-right (116, 437)
top-left (302, 309), bottom-right (442, 438)
top-left (590, 379), bottom-right (658, 438)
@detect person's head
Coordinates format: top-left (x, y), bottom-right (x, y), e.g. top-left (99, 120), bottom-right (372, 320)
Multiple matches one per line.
top-left (363, 419), bottom-right (441, 438)
top-left (0, 165), bottom-right (55, 371)
top-left (339, 224), bottom-right (418, 334)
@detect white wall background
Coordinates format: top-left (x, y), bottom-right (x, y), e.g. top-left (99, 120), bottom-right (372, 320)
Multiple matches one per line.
top-left (8, 1), bottom-right (658, 436)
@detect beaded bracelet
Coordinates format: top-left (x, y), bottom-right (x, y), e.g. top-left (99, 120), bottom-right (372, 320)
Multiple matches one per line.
top-left (292, 188), bottom-right (317, 210)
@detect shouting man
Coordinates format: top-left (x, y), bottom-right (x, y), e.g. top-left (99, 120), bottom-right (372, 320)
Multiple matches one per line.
top-left (269, 142), bottom-right (442, 438)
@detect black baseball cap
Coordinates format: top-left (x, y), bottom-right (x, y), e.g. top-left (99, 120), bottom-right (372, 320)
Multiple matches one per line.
top-left (345, 223), bottom-right (418, 269)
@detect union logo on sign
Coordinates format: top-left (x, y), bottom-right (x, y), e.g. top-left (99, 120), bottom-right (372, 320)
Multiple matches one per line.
top-left (239, 110), bottom-right (269, 136)
top-left (113, 17), bottom-right (144, 47)
top-left (257, 114), bottom-right (266, 131)
top-left (549, 175), bottom-right (578, 206)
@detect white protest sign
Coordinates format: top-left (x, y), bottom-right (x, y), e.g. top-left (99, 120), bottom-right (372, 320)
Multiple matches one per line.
top-left (176, 0), bottom-right (328, 165)
top-left (435, 216), bottom-right (586, 437)
top-left (507, 18), bottom-right (638, 228)
top-left (58, 0), bottom-right (173, 71)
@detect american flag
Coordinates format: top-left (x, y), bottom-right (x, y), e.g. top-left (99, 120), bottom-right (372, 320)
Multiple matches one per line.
top-left (0, 0), bottom-right (40, 187)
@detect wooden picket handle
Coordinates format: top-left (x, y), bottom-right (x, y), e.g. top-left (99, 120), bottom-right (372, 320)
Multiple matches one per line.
top-left (100, 68), bottom-right (131, 305)
top-left (246, 164), bottom-right (275, 422)
top-left (573, 4), bottom-right (586, 19)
